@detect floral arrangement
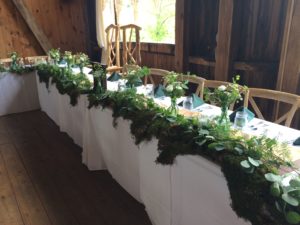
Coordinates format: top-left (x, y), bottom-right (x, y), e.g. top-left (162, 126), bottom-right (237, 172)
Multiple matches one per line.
top-left (164, 72), bottom-right (188, 115)
top-left (204, 75), bottom-right (246, 125)
top-left (63, 51), bottom-right (74, 69)
top-left (48, 48), bottom-right (61, 65)
top-left (125, 66), bottom-right (150, 88)
top-left (75, 52), bottom-right (89, 74)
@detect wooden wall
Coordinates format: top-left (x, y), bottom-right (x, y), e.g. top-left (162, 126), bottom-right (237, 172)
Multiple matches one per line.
top-left (0, 0), bottom-right (88, 58)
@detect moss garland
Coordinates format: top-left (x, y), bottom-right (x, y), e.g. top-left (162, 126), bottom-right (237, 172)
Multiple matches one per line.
top-left (34, 67), bottom-right (293, 224)
top-left (36, 64), bottom-right (92, 106)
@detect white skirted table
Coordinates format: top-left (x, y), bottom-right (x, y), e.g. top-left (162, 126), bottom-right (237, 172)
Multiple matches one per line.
top-left (0, 71), bottom-right (40, 116)
top-left (36, 78), bottom-right (252, 225)
top-left (33, 76), bottom-right (300, 225)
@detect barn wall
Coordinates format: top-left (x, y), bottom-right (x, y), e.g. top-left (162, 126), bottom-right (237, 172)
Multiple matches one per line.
top-left (0, 0), bottom-right (88, 58)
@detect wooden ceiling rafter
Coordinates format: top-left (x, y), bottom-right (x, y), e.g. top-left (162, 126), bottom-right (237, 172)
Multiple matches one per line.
top-left (10, 0), bottom-right (52, 53)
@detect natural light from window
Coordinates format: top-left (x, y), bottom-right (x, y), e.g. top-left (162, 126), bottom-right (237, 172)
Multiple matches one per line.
top-left (103, 0), bottom-right (175, 44)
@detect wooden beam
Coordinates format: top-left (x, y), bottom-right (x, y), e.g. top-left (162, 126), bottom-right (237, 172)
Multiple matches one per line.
top-left (189, 56), bottom-right (277, 72)
top-left (11, 0), bottom-right (52, 53)
top-left (277, 0), bottom-right (295, 91)
top-left (214, 0), bottom-right (235, 81)
top-left (189, 56), bottom-right (216, 67)
top-left (175, 0), bottom-right (189, 72)
top-left (234, 61), bottom-right (277, 72)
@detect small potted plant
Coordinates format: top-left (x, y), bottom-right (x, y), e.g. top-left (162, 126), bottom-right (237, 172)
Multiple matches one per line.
top-left (164, 72), bottom-right (188, 116)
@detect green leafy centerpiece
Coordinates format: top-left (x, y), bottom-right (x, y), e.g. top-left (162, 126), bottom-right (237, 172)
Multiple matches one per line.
top-left (205, 75), bottom-right (246, 126)
top-left (164, 72), bottom-right (188, 116)
top-left (125, 66), bottom-right (150, 89)
top-left (48, 48), bottom-right (61, 65)
top-left (75, 53), bottom-right (89, 74)
top-left (63, 51), bottom-right (74, 69)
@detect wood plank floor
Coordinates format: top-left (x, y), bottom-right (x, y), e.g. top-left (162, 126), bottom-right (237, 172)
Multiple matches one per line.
top-left (0, 110), bottom-right (152, 225)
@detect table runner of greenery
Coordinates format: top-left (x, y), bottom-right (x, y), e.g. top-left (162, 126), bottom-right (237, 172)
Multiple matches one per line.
top-left (3, 50), bottom-right (300, 225)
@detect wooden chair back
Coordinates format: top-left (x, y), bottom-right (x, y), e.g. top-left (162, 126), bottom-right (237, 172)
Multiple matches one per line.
top-left (120, 24), bottom-right (141, 66)
top-left (248, 88), bottom-right (300, 127)
top-left (24, 56), bottom-right (49, 65)
top-left (204, 80), bottom-right (249, 110)
top-left (144, 68), bottom-right (169, 86)
top-left (177, 75), bottom-right (206, 97)
top-left (105, 24), bottom-right (121, 72)
top-left (122, 64), bottom-right (140, 77)
top-left (0, 58), bottom-right (12, 67)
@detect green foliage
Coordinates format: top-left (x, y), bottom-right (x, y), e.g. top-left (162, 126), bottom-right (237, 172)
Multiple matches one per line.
top-left (164, 72), bottom-right (188, 115)
top-left (7, 52), bottom-right (34, 74)
top-left (0, 63), bottom-right (6, 72)
top-left (265, 172), bottom-right (300, 224)
top-left (36, 63), bottom-right (92, 106)
top-left (48, 48), bottom-right (61, 65)
top-left (63, 51), bottom-right (74, 69)
top-left (204, 75), bottom-right (245, 108)
top-left (28, 53), bottom-right (295, 225)
top-left (74, 52), bottom-right (89, 73)
top-left (125, 66), bottom-right (150, 88)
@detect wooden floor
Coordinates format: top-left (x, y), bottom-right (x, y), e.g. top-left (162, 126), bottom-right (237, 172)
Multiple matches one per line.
top-left (0, 110), bottom-right (152, 225)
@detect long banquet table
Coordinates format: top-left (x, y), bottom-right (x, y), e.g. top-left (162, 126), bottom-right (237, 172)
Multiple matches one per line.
top-left (0, 67), bottom-right (300, 225)
top-left (3, 70), bottom-right (300, 225)
top-left (35, 76), bottom-right (254, 225)
top-left (0, 71), bottom-right (40, 116)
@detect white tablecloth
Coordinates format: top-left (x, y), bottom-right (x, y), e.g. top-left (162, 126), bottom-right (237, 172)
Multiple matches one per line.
top-left (82, 106), bottom-right (249, 225)
top-left (36, 80), bottom-right (300, 225)
top-left (36, 78), bottom-right (87, 148)
top-left (0, 71), bottom-right (40, 116)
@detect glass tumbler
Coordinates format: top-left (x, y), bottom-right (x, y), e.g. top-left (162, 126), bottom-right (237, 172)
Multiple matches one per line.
top-left (183, 96), bottom-right (193, 110)
top-left (234, 111), bottom-right (248, 130)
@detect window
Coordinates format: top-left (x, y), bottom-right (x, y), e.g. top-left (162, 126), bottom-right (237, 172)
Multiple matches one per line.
top-left (102, 0), bottom-right (176, 44)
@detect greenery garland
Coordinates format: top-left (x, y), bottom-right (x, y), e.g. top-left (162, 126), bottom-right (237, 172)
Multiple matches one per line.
top-left (36, 63), bottom-right (92, 106)
top-left (3, 49), bottom-right (299, 224)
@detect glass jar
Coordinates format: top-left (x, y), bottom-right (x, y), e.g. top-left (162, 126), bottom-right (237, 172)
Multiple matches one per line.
top-left (234, 111), bottom-right (248, 130)
top-left (183, 96), bottom-right (193, 110)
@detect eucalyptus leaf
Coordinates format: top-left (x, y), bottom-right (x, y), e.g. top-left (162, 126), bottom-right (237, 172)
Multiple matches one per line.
top-left (234, 146), bottom-right (244, 155)
top-left (241, 160), bottom-right (251, 169)
top-left (265, 173), bottom-right (282, 183)
top-left (198, 129), bottom-right (209, 136)
top-left (282, 193), bottom-right (299, 206)
top-left (215, 145), bottom-right (225, 151)
top-left (248, 157), bottom-right (261, 167)
top-left (270, 182), bottom-right (281, 197)
top-left (286, 211), bottom-right (300, 224)
top-left (290, 179), bottom-right (300, 188)
top-left (205, 135), bottom-right (215, 140)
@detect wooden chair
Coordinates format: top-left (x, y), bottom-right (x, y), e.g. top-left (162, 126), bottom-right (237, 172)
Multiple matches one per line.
top-left (248, 88), bottom-right (300, 127)
top-left (144, 68), bottom-right (169, 86)
top-left (204, 80), bottom-right (249, 110)
top-left (0, 58), bottom-right (12, 67)
top-left (105, 24), bottom-right (122, 73)
top-left (122, 64), bottom-right (140, 77)
top-left (177, 75), bottom-right (206, 97)
top-left (24, 56), bottom-right (49, 65)
top-left (120, 24), bottom-right (142, 66)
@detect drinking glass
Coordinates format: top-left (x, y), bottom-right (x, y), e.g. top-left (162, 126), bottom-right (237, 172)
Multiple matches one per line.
top-left (183, 96), bottom-right (193, 110)
top-left (234, 111), bottom-right (248, 130)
